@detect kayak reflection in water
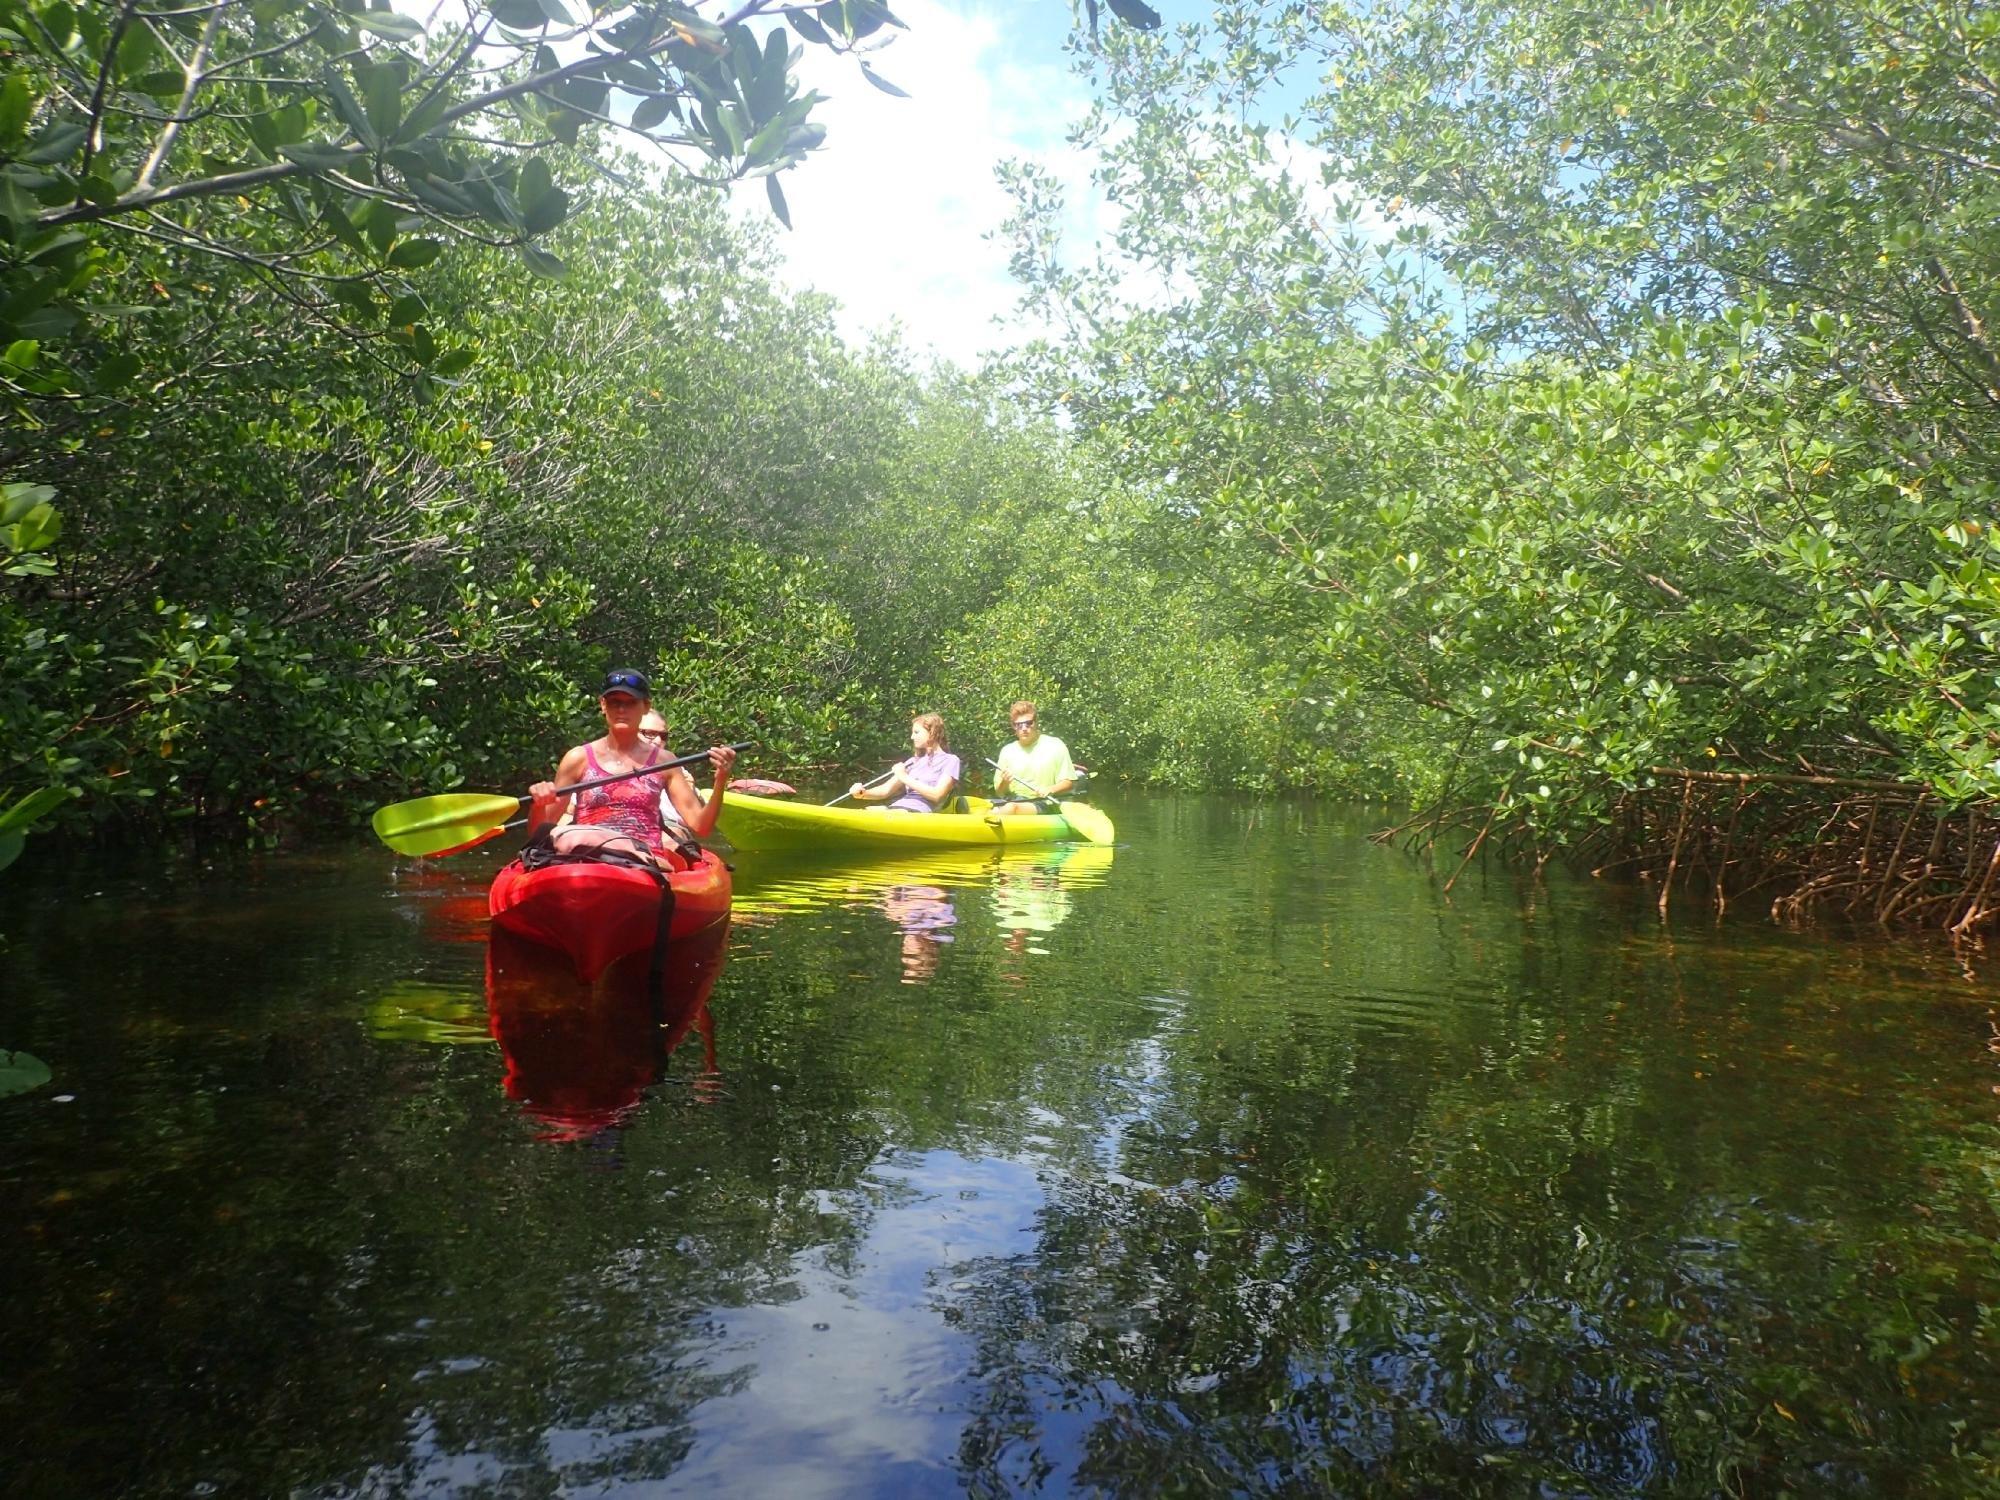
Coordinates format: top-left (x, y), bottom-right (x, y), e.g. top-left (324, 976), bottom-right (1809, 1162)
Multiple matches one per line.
top-left (990, 843), bottom-right (1119, 977)
top-left (485, 920), bottom-right (728, 1145)
top-left (992, 862), bottom-right (1074, 941)
top-left (527, 667), bottom-right (737, 866)
top-left (847, 712), bottom-right (961, 813)
top-left (882, 883), bottom-right (956, 984)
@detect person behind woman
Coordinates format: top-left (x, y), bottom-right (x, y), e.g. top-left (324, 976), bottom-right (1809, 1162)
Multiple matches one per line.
top-left (527, 668), bottom-right (737, 862)
top-left (638, 708), bottom-right (706, 844)
top-left (848, 713), bottom-right (960, 813)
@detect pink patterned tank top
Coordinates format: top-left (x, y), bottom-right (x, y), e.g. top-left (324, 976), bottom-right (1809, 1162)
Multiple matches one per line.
top-left (572, 742), bottom-right (666, 849)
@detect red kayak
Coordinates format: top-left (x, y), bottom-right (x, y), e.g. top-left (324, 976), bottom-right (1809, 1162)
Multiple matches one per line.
top-left (488, 849), bottom-right (732, 981)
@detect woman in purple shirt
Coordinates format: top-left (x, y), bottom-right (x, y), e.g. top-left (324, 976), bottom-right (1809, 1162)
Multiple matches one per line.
top-left (848, 713), bottom-right (961, 813)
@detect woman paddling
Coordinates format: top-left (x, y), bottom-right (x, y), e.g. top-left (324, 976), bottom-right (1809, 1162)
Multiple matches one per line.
top-left (528, 668), bottom-right (737, 862)
top-left (847, 713), bottom-right (961, 813)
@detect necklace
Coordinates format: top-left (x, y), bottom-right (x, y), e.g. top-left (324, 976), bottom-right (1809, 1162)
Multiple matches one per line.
top-left (597, 739), bottom-right (649, 775)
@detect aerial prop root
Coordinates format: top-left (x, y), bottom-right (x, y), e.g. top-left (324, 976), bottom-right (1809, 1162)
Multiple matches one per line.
top-left (1377, 770), bottom-right (2000, 934)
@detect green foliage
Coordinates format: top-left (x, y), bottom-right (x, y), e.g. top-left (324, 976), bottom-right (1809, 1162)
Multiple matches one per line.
top-left (0, 0), bottom-right (1360, 859)
top-left (0, 0), bottom-right (1174, 560)
top-left (649, 542), bottom-right (873, 765)
top-left (0, 0), bottom-right (850, 340)
top-left (0, 1046), bottom-right (51, 1096)
top-left (0, 782), bottom-right (65, 870)
top-left (937, 508), bottom-right (1280, 792)
top-left (2, 151), bottom-right (1269, 850)
top-left (999, 0), bottom-right (2000, 861)
top-left (0, 0), bottom-right (923, 559)
top-left (2, 479), bottom-right (58, 574)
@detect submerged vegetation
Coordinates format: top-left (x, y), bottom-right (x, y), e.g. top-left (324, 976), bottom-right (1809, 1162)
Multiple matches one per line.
top-left (5, 0), bottom-right (1999, 934)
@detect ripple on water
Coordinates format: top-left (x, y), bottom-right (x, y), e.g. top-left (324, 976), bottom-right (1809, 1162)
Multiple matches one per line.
top-left (8, 794), bottom-right (2000, 1498)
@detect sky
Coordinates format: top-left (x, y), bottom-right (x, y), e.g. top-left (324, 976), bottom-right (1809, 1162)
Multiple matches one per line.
top-left (725, 0), bottom-right (1123, 370)
top-left (728, 1), bottom-right (1379, 369)
top-left (398, 0), bottom-right (1290, 367)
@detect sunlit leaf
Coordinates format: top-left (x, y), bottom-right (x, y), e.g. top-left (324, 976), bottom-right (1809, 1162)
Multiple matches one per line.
top-left (387, 237), bottom-right (444, 269)
top-left (519, 244), bottom-right (568, 278)
top-left (0, 1048), bottom-right (51, 1095)
top-left (858, 63), bottom-right (908, 98)
top-left (356, 11), bottom-right (424, 42)
top-left (1104, 0), bottom-right (1162, 28)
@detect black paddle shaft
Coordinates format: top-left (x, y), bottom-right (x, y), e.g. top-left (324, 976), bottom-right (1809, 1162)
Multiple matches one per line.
top-left (537, 741), bottom-right (755, 804)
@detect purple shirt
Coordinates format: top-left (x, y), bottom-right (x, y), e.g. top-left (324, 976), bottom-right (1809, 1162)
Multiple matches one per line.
top-left (890, 749), bottom-right (961, 812)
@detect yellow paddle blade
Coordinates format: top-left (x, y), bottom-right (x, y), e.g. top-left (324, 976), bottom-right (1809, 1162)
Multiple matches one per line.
top-left (1058, 801), bottom-right (1115, 845)
top-left (371, 791), bottom-right (523, 856)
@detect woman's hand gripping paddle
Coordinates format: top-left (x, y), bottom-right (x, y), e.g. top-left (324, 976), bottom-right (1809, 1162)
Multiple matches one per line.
top-left (981, 759), bottom-right (1115, 844)
top-left (825, 766), bottom-right (901, 807)
top-left (372, 742), bottom-right (754, 857)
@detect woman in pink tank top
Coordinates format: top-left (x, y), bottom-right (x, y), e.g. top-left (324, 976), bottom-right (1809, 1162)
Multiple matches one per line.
top-left (526, 667), bottom-right (739, 865)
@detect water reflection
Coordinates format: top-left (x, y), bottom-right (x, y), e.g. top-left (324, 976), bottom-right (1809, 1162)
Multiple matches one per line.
top-left (365, 981), bottom-right (493, 1046)
top-left (881, 884), bottom-right (956, 984)
top-left (17, 798), bottom-right (2000, 1496)
top-left (733, 840), bottom-right (1115, 923)
top-left (390, 858), bottom-right (493, 945)
top-left (989, 851), bottom-right (1076, 943)
top-left (484, 923), bottom-right (728, 1144)
top-left (735, 841), bottom-right (1116, 985)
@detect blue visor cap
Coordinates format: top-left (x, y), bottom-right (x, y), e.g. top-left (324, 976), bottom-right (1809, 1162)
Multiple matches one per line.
top-left (601, 667), bottom-right (651, 698)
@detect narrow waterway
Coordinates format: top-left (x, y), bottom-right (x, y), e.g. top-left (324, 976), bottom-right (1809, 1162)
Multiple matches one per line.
top-left (4, 793), bottom-right (1998, 1496)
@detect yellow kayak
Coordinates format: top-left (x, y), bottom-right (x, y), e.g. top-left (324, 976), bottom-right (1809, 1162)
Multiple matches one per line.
top-left (713, 791), bottom-right (1085, 851)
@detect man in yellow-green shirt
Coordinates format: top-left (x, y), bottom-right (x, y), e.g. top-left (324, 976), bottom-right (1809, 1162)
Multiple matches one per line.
top-left (991, 699), bottom-right (1077, 817)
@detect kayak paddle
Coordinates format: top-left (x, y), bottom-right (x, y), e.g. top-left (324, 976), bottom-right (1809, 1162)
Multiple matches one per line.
top-left (372, 742), bottom-right (753, 857)
top-left (418, 817), bottom-right (526, 859)
top-left (982, 758), bottom-right (1115, 844)
top-left (825, 766), bottom-right (900, 806)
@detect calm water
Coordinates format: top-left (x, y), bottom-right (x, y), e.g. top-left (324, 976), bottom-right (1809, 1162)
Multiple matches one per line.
top-left (4, 794), bottom-right (2000, 1497)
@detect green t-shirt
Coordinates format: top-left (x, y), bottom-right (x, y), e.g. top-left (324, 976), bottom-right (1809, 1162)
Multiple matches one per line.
top-left (994, 734), bottom-right (1076, 801)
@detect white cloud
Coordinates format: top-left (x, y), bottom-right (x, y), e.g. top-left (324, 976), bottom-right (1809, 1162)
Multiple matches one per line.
top-left (733, 1), bottom-right (1107, 371)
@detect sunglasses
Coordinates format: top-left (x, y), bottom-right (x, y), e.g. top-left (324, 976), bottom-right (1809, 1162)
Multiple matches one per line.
top-left (1012, 718), bottom-right (1036, 729)
top-left (638, 728), bottom-right (667, 740)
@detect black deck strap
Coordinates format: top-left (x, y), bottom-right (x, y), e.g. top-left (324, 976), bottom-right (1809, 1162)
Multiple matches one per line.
top-left (645, 858), bottom-right (678, 1011)
top-left (511, 836), bottom-right (684, 1020)
top-left (520, 834), bottom-right (653, 874)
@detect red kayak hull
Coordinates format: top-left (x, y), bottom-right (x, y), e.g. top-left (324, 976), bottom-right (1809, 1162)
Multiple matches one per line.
top-left (488, 851), bottom-right (733, 981)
